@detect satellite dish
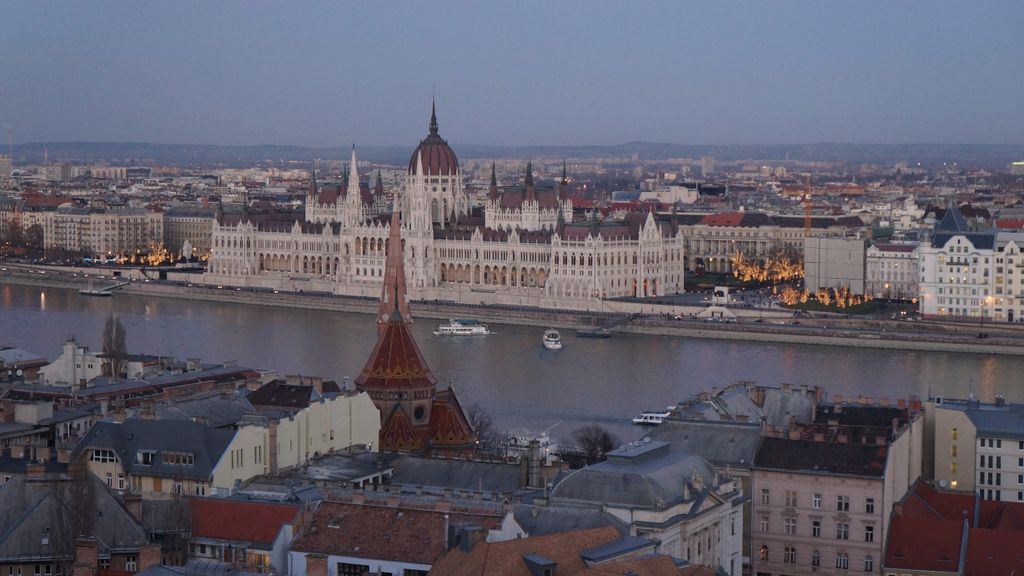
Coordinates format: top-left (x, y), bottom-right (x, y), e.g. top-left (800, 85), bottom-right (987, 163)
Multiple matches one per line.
top-left (939, 479), bottom-right (948, 488)
top-left (15, 369), bottom-right (22, 377)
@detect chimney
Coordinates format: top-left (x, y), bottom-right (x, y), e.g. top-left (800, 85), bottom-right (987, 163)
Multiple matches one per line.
top-left (123, 494), bottom-right (143, 522)
top-left (72, 537), bottom-right (98, 576)
top-left (305, 554), bottom-right (328, 576)
top-left (138, 543), bottom-right (162, 571)
top-left (458, 525), bottom-right (488, 553)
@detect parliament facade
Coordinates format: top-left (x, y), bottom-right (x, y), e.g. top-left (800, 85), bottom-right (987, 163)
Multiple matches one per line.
top-left (207, 106), bottom-right (685, 310)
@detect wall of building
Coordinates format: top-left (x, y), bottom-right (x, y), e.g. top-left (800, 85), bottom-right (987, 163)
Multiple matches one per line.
top-left (211, 424), bottom-right (267, 495)
top-left (803, 236), bottom-right (867, 295)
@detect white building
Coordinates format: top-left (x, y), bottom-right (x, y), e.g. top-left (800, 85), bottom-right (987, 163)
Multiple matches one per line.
top-left (42, 205), bottom-right (163, 257)
top-left (803, 235), bottom-right (868, 295)
top-left (206, 105), bottom-right (686, 309)
top-left (918, 207), bottom-right (998, 320)
top-left (865, 242), bottom-right (919, 300)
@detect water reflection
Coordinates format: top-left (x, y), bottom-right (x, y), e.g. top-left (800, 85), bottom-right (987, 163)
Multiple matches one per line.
top-left (2, 284), bottom-right (1023, 439)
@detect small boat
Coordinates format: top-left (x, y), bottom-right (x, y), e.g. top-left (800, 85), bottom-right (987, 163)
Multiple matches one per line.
top-left (576, 327), bottom-right (612, 338)
top-left (543, 329), bottom-right (562, 350)
top-left (433, 319), bottom-right (490, 336)
top-left (632, 410), bottom-right (672, 425)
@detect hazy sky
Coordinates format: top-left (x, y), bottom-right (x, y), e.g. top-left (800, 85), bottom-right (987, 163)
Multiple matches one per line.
top-left (2, 1), bottom-right (1022, 147)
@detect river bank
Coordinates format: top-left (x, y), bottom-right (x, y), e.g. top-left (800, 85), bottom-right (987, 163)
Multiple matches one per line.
top-left (3, 267), bottom-right (1022, 356)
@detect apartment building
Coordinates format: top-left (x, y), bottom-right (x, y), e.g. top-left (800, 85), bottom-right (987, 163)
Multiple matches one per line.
top-left (925, 396), bottom-right (1024, 500)
top-left (43, 205), bottom-right (163, 257)
top-left (751, 402), bottom-right (923, 576)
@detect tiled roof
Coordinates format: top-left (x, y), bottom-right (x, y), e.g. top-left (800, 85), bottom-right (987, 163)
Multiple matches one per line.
top-left (291, 501), bottom-right (499, 565)
top-left (429, 526), bottom-right (682, 576)
top-left (190, 498), bottom-right (299, 547)
top-left (355, 314), bottom-right (438, 392)
top-left (884, 481), bottom-right (1024, 573)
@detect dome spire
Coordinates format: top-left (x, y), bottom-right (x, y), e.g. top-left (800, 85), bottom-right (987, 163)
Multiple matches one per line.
top-left (429, 98), bottom-right (439, 135)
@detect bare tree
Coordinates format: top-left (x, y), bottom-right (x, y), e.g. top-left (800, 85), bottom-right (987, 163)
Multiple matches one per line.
top-left (466, 403), bottom-right (501, 455)
top-left (51, 452), bottom-right (97, 574)
top-left (572, 424), bottom-right (620, 465)
top-left (102, 314), bottom-right (127, 379)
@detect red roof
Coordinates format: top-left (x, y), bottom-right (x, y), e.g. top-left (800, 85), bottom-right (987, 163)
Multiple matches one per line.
top-left (884, 481), bottom-right (1024, 573)
top-left (191, 499), bottom-right (300, 545)
top-left (699, 212), bottom-right (745, 226)
top-left (355, 315), bottom-right (438, 392)
top-left (408, 106), bottom-right (458, 176)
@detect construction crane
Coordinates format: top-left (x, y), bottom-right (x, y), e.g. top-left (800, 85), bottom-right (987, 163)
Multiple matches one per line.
top-left (803, 175), bottom-right (813, 233)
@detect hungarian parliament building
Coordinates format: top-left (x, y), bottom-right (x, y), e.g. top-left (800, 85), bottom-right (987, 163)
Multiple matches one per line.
top-left (206, 106), bottom-right (686, 310)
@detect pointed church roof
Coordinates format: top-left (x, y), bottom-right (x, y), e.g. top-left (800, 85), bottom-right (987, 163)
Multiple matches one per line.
top-left (488, 163), bottom-right (499, 200)
top-left (355, 203), bottom-right (436, 392)
top-left (380, 405), bottom-right (423, 452)
top-left (374, 170), bottom-right (385, 196)
top-left (429, 388), bottom-right (474, 447)
top-left (525, 161), bottom-right (536, 202)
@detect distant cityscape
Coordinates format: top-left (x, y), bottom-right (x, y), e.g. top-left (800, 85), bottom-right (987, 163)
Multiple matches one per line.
top-left (4, 105), bottom-right (1024, 576)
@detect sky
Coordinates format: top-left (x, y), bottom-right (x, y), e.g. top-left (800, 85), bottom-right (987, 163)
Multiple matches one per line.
top-left (1, 1), bottom-right (1022, 147)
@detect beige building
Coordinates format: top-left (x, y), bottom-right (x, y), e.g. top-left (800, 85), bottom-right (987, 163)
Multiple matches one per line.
top-left (751, 403), bottom-right (923, 576)
top-left (77, 419), bottom-right (265, 497)
top-left (925, 396), bottom-right (1024, 500)
top-left (804, 235), bottom-right (868, 295)
top-left (677, 212), bottom-right (866, 274)
top-left (163, 206), bottom-right (217, 258)
top-left (43, 205), bottom-right (163, 257)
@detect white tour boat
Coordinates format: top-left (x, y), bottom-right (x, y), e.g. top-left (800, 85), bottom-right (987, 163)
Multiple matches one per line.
top-left (543, 329), bottom-right (563, 350)
top-left (433, 319), bottom-right (490, 336)
top-left (631, 410), bottom-right (673, 425)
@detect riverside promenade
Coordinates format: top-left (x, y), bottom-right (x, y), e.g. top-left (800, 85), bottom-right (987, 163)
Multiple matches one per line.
top-left (3, 265), bottom-right (1023, 356)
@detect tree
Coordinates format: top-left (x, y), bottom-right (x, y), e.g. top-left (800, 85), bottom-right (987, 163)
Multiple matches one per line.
top-left (24, 223), bottom-right (43, 256)
top-left (102, 314), bottom-right (127, 378)
top-left (50, 452), bottom-right (97, 575)
top-left (466, 403), bottom-right (502, 456)
top-left (572, 424), bottom-right (620, 465)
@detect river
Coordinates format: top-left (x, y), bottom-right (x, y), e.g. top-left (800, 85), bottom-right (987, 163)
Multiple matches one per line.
top-left (1, 284), bottom-right (1016, 441)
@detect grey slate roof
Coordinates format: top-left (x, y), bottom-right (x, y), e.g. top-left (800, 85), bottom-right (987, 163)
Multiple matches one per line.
top-left (512, 503), bottom-right (624, 537)
top-left (151, 392), bottom-right (259, 428)
top-left (550, 441), bottom-right (716, 509)
top-left (641, 419), bottom-right (760, 469)
top-left (75, 419), bottom-right (235, 482)
top-left (953, 403), bottom-right (1024, 441)
top-left (0, 474), bottom-right (148, 561)
top-left (390, 456), bottom-right (523, 493)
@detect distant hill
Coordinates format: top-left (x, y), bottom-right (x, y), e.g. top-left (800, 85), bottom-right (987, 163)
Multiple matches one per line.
top-left (10, 141), bottom-right (1024, 168)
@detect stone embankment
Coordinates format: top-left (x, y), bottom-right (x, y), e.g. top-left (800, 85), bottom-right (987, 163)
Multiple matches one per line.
top-left (3, 268), bottom-right (1024, 356)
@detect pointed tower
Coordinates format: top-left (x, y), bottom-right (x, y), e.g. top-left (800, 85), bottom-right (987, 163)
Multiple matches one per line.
top-left (559, 160), bottom-right (569, 200)
top-left (525, 161), bottom-right (536, 203)
top-left (343, 146), bottom-right (363, 228)
top-left (488, 162), bottom-right (499, 201)
top-left (354, 204), bottom-right (474, 454)
top-left (376, 205), bottom-right (412, 331)
top-left (374, 170), bottom-right (384, 197)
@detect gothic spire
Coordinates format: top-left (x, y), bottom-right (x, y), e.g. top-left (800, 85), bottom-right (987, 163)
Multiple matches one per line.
top-left (488, 162), bottom-right (498, 200)
top-left (429, 99), bottom-right (439, 135)
top-left (374, 170), bottom-right (384, 196)
top-left (347, 145), bottom-right (360, 201)
top-left (559, 160), bottom-right (569, 200)
top-left (310, 158), bottom-right (318, 198)
top-left (525, 161), bottom-right (536, 202)
top-left (378, 200), bottom-right (412, 333)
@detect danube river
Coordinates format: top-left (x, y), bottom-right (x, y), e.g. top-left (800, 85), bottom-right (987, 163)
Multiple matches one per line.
top-left (2, 284), bottom-right (1019, 440)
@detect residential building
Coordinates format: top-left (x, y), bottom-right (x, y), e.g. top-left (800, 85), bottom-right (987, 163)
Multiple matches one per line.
top-left (189, 498), bottom-right (301, 573)
top-left (42, 205), bottom-right (163, 257)
top-left (38, 338), bottom-right (156, 387)
top-left (0, 469), bottom-right (160, 574)
top-left (549, 440), bottom-right (744, 574)
top-left (883, 480), bottom-right (1024, 574)
top-left (163, 206), bottom-right (217, 258)
top-left (925, 395), bottom-right (1024, 499)
top-left (865, 242), bottom-right (919, 300)
top-left (803, 235), bottom-right (868, 295)
top-left (751, 401), bottom-right (923, 576)
top-left (917, 207), bottom-right (997, 320)
top-left (75, 419), bottom-right (267, 497)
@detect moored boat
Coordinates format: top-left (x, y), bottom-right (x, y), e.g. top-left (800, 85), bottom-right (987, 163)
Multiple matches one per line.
top-left (576, 327), bottom-right (612, 338)
top-left (632, 410), bottom-right (672, 425)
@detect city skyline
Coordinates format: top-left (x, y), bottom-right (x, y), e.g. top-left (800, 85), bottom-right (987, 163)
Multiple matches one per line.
top-left (2, 1), bottom-right (1023, 147)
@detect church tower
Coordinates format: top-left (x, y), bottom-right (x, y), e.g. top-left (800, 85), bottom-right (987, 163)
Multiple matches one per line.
top-left (354, 204), bottom-right (474, 454)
